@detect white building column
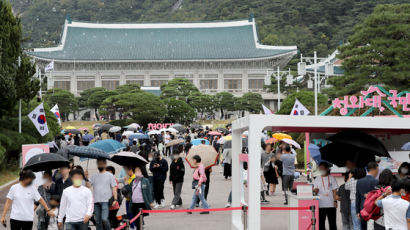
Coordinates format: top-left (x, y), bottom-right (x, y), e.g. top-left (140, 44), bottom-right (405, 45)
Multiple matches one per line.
top-left (193, 71), bottom-right (200, 89)
top-left (218, 70), bottom-right (224, 92)
top-left (144, 71), bottom-right (150, 86)
top-left (242, 70), bottom-right (248, 93)
top-left (95, 72), bottom-right (102, 87)
top-left (120, 71), bottom-right (126, 85)
top-left (71, 73), bottom-right (77, 95)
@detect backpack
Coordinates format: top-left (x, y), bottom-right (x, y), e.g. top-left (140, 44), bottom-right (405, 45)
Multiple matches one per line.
top-left (360, 186), bottom-right (390, 221)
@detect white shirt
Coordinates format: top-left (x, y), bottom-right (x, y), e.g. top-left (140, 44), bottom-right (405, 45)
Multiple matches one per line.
top-left (6, 183), bottom-right (41, 221)
top-left (377, 195), bottom-right (410, 230)
top-left (58, 185), bottom-right (94, 223)
top-left (313, 175), bottom-right (338, 208)
top-left (47, 208), bottom-right (59, 230)
top-left (164, 134), bottom-right (170, 144)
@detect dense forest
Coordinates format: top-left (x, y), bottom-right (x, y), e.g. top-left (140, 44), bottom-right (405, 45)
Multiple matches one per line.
top-left (10, 0), bottom-right (409, 55)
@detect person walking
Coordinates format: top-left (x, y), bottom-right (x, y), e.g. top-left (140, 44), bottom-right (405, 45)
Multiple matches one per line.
top-left (314, 162), bottom-right (338, 230)
top-left (1, 170), bottom-right (54, 230)
top-left (188, 155), bottom-right (210, 214)
top-left (222, 147), bottom-right (232, 180)
top-left (345, 168), bottom-right (367, 230)
top-left (356, 162), bottom-right (379, 230)
top-left (106, 166), bottom-right (121, 229)
top-left (126, 166), bottom-right (154, 230)
top-left (36, 170), bottom-right (56, 230)
top-left (58, 169), bottom-right (93, 230)
top-left (87, 159), bottom-right (118, 230)
top-left (280, 144), bottom-right (296, 205)
top-left (265, 155), bottom-right (279, 195)
top-left (338, 173), bottom-right (352, 230)
top-left (150, 152), bottom-right (168, 208)
top-left (54, 165), bottom-right (72, 198)
top-left (375, 180), bottom-right (410, 230)
top-left (169, 151), bottom-right (185, 209)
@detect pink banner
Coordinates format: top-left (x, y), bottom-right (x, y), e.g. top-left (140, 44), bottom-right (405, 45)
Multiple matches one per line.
top-left (147, 123), bottom-right (174, 130)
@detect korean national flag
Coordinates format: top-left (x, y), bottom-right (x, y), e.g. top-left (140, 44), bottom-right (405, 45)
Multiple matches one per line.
top-left (28, 103), bottom-right (49, 136)
top-left (290, 99), bottom-right (310, 116)
top-left (44, 61), bottom-right (54, 72)
top-left (50, 104), bottom-right (61, 125)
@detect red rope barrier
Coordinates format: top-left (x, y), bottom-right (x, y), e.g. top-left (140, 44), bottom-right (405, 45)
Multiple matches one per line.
top-left (261, 206), bottom-right (311, 211)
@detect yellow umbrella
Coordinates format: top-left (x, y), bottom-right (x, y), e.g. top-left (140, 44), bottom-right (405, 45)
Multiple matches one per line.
top-left (272, 133), bottom-right (292, 140)
top-left (223, 135), bottom-right (232, 141)
top-left (65, 126), bottom-right (76, 129)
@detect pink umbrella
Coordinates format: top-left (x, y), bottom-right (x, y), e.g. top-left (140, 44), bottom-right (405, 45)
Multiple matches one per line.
top-left (281, 138), bottom-right (301, 149)
top-left (208, 131), bottom-right (222, 136)
top-left (265, 137), bottom-right (277, 144)
top-left (78, 127), bottom-right (89, 132)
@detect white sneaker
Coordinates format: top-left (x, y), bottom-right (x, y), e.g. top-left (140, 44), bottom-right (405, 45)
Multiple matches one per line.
top-left (160, 199), bottom-right (165, 208)
top-left (176, 205), bottom-right (180, 208)
top-left (225, 203), bottom-right (231, 208)
top-left (153, 204), bottom-right (160, 209)
top-left (170, 205), bottom-right (176, 209)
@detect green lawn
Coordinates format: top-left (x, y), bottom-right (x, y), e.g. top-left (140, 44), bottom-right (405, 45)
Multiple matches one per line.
top-left (0, 167), bottom-right (19, 186)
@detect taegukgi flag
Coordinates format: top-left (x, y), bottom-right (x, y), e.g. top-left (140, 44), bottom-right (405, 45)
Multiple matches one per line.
top-left (50, 104), bottom-right (61, 125)
top-left (262, 104), bottom-right (274, 115)
top-left (290, 99), bottom-right (310, 116)
top-left (44, 61), bottom-right (54, 72)
top-left (28, 103), bottom-right (49, 136)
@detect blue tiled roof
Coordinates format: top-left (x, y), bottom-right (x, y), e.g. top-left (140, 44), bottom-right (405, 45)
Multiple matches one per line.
top-left (28, 20), bottom-right (296, 61)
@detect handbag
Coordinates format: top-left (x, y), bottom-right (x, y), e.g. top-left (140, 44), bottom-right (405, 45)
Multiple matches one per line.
top-left (192, 179), bottom-right (199, 189)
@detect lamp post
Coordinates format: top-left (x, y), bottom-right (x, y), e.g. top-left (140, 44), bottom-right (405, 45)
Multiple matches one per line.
top-left (298, 51), bottom-right (333, 116)
top-left (266, 67), bottom-right (293, 111)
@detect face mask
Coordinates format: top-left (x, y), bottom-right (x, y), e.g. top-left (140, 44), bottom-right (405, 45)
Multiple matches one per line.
top-left (320, 170), bottom-right (327, 176)
top-left (148, 157), bottom-right (153, 161)
top-left (73, 179), bottom-right (83, 187)
top-left (173, 154), bottom-right (180, 159)
top-left (401, 168), bottom-right (408, 174)
top-left (97, 167), bottom-right (105, 172)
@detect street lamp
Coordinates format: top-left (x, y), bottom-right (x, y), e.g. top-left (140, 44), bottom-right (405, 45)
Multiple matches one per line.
top-left (297, 52), bottom-right (333, 116)
top-left (265, 67), bottom-right (294, 111)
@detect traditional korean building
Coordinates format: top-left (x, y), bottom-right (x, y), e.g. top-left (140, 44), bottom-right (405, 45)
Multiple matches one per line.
top-left (28, 16), bottom-right (297, 110)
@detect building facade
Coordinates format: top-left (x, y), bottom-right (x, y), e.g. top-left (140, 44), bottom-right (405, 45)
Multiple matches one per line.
top-left (28, 16), bottom-right (297, 111)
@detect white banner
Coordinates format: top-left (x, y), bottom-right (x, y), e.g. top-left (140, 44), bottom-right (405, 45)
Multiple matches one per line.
top-left (290, 99), bottom-right (310, 116)
top-left (44, 61), bottom-right (54, 72)
top-left (28, 103), bottom-right (49, 136)
top-left (50, 104), bottom-right (61, 125)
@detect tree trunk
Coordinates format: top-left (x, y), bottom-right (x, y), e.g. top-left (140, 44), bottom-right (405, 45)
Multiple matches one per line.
top-left (94, 108), bottom-right (99, 121)
top-left (220, 108), bottom-right (224, 119)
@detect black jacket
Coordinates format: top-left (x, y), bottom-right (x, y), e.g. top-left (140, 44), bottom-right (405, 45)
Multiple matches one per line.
top-left (355, 175), bottom-right (378, 214)
top-left (150, 158), bottom-right (168, 181)
top-left (169, 158), bottom-right (185, 183)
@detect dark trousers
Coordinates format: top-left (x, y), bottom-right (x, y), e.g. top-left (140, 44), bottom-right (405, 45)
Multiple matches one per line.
top-left (65, 222), bottom-right (89, 230)
top-left (165, 147), bottom-right (171, 156)
top-left (10, 219), bottom-right (33, 230)
top-left (131, 203), bottom-right (145, 230)
top-left (319, 207), bottom-right (337, 230)
top-left (108, 208), bottom-right (119, 229)
top-left (171, 182), bottom-right (183, 205)
top-left (282, 175), bottom-right (294, 203)
top-left (360, 219), bottom-right (368, 230)
top-left (153, 180), bottom-right (165, 204)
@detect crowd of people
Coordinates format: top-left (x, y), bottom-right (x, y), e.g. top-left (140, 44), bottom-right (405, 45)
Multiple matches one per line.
top-left (1, 123), bottom-right (409, 230)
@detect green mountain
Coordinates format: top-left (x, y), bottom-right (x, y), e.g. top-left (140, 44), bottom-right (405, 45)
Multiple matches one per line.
top-left (10, 0), bottom-right (409, 55)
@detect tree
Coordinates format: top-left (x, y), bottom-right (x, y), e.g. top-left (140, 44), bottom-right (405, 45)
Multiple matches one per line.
top-left (238, 92), bottom-right (263, 114)
top-left (277, 90), bottom-right (328, 115)
top-left (78, 87), bottom-right (105, 108)
top-left (163, 98), bottom-right (196, 124)
top-left (43, 89), bottom-right (78, 121)
top-left (160, 78), bottom-right (199, 100)
top-left (114, 83), bottom-right (141, 94)
top-left (0, 0), bottom-right (38, 116)
top-left (88, 90), bottom-right (117, 120)
top-left (215, 92), bottom-right (235, 119)
top-left (328, 4), bottom-right (410, 97)
top-left (187, 92), bottom-right (214, 118)
top-left (101, 92), bottom-right (167, 126)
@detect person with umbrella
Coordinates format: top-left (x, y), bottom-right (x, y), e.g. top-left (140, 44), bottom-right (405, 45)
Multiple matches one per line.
top-left (87, 159), bottom-right (118, 230)
top-left (150, 152), bottom-right (168, 209)
top-left (36, 170), bottom-right (56, 230)
top-left (313, 161), bottom-right (338, 230)
top-left (57, 169), bottom-right (93, 230)
top-left (1, 170), bottom-right (55, 230)
top-left (187, 155), bottom-right (210, 214)
top-left (169, 148), bottom-right (185, 209)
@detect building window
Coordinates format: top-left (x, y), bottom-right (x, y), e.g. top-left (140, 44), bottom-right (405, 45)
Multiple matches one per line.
top-left (77, 81), bottom-right (95, 91)
top-left (54, 81), bottom-right (70, 91)
top-left (224, 79), bottom-right (242, 90)
top-left (126, 80), bottom-right (144, 86)
top-left (248, 79), bottom-right (264, 89)
top-left (102, 80), bottom-right (119, 90)
top-left (200, 79), bottom-right (217, 89)
top-left (151, 80), bottom-right (168, 87)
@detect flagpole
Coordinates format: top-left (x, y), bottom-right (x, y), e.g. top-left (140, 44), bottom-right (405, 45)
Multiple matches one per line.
top-left (18, 56), bottom-right (22, 133)
top-left (277, 66), bottom-right (281, 111)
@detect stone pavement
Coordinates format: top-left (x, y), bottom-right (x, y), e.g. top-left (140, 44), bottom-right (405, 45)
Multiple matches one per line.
top-left (0, 157), bottom-right (345, 229)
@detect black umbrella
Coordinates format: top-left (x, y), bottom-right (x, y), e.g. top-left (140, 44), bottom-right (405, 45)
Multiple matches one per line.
top-left (225, 123), bottom-right (232, 128)
top-left (216, 127), bottom-right (229, 134)
top-left (320, 142), bottom-right (376, 168)
top-left (191, 124), bottom-right (203, 130)
top-left (111, 151), bottom-right (148, 166)
top-left (65, 129), bottom-right (81, 135)
top-left (327, 131), bottom-right (390, 157)
top-left (100, 124), bottom-right (113, 132)
top-left (24, 153), bottom-right (69, 172)
top-left (172, 125), bottom-right (186, 133)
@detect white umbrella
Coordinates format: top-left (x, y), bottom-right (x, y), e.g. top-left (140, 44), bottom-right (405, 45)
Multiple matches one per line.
top-left (127, 123), bottom-right (140, 129)
top-left (281, 138), bottom-right (301, 149)
top-left (109, 126), bottom-right (121, 133)
top-left (166, 127), bottom-right (179, 133)
top-left (122, 131), bottom-right (134, 137)
top-left (110, 151), bottom-right (148, 166)
top-left (159, 128), bottom-right (168, 133)
top-left (148, 130), bottom-right (160, 135)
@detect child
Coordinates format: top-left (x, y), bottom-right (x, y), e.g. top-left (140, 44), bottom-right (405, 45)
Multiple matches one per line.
top-left (47, 195), bottom-right (60, 230)
top-left (265, 155), bottom-right (279, 195)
